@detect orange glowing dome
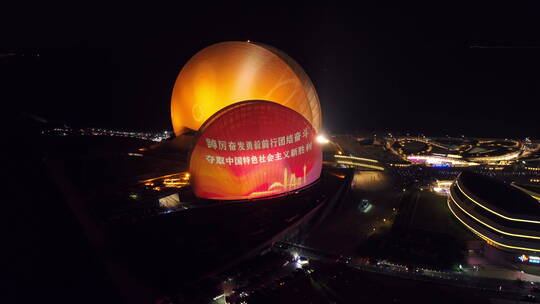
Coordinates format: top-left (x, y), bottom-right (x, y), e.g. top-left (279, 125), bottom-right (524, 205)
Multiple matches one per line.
top-left (171, 41), bottom-right (322, 135)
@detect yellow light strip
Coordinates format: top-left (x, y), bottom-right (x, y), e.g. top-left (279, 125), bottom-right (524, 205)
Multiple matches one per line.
top-left (455, 181), bottom-right (540, 224)
top-left (336, 160), bottom-right (385, 171)
top-left (510, 184), bottom-right (540, 201)
top-left (334, 155), bottom-right (379, 163)
top-left (468, 150), bottom-right (521, 162)
top-left (447, 199), bottom-right (540, 252)
top-left (449, 191), bottom-right (540, 240)
top-left (139, 172), bottom-right (190, 183)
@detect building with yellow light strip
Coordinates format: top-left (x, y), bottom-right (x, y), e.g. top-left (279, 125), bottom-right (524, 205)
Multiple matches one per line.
top-left (448, 171), bottom-right (540, 254)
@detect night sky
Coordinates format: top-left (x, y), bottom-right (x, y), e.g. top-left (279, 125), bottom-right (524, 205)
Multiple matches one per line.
top-left (3, 3), bottom-right (540, 138)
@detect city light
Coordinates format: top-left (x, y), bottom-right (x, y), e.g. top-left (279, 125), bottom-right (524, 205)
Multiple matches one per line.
top-left (518, 255), bottom-right (540, 264)
top-left (407, 155), bottom-right (478, 167)
top-left (41, 127), bottom-right (173, 142)
top-left (335, 160), bottom-right (385, 171)
top-left (334, 154), bottom-right (379, 163)
top-left (387, 136), bottom-right (536, 167)
top-left (432, 180), bottom-right (453, 195)
top-left (316, 134), bottom-right (330, 144)
top-left (140, 172), bottom-right (191, 189)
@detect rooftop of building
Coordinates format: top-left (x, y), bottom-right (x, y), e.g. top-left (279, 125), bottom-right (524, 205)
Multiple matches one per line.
top-left (458, 171), bottom-right (540, 216)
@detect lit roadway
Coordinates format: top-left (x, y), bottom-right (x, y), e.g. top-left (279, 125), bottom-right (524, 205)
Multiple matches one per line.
top-left (273, 242), bottom-right (539, 301)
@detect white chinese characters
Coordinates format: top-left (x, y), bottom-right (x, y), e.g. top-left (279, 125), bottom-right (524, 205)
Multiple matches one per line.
top-left (204, 128), bottom-right (310, 151)
top-left (205, 142), bottom-right (314, 166)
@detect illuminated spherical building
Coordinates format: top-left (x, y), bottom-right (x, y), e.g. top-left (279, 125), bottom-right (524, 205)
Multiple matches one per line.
top-left (189, 100), bottom-right (322, 200)
top-left (448, 171), bottom-right (540, 254)
top-left (171, 42), bottom-right (324, 200)
top-left (170, 41), bottom-right (321, 135)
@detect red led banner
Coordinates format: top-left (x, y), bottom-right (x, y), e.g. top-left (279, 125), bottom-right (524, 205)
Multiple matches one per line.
top-left (189, 101), bottom-right (322, 200)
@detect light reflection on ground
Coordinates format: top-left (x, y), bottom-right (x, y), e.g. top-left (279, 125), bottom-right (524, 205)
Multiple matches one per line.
top-left (352, 171), bottom-right (389, 192)
top-left (305, 170), bottom-right (399, 256)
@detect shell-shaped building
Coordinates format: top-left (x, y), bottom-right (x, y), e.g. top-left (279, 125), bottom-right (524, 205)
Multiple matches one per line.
top-left (170, 41), bottom-right (321, 135)
top-left (171, 41), bottom-right (323, 200)
top-left (189, 100), bottom-right (322, 200)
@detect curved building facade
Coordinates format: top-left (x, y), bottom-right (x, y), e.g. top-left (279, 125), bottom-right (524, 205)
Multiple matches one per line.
top-left (448, 171), bottom-right (540, 254)
top-left (171, 41), bottom-right (321, 135)
top-left (189, 100), bottom-right (322, 200)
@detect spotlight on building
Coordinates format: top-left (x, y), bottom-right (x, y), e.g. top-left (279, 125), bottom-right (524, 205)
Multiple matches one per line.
top-left (316, 134), bottom-right (330, 144)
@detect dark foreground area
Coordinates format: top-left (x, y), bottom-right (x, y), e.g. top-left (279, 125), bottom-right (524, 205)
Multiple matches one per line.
top-left (233, 253), bottom-right (500, 304)
top-left (6, 124), bottom-right (350, 303)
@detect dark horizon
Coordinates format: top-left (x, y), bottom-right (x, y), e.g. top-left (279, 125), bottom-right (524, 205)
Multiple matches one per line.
top-left (3, 3), bottom-right (539, 139)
